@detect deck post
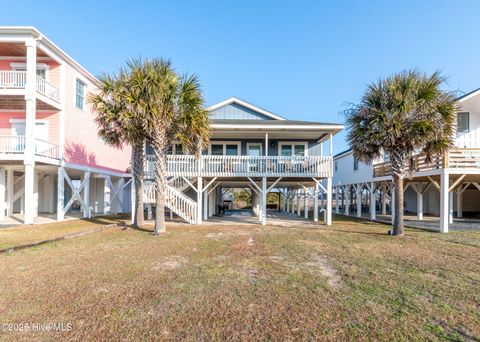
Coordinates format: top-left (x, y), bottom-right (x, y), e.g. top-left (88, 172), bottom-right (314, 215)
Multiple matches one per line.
top-left (297, 191), bottom-right (301, 216)
top-left (457, 189), bottom-right (463, 218)
top-left (23, 164), bottom-right (35, 224)
top-left (291, 193), bottom-right (295, 214)
top-left (335, 186), bottom-right (339, 214)
top-left (261, 177), bottom-right (267, 225)
top-left (370, 182), bottom-right (376, 221)
top-left (6, 169), bottom-right (13, 217)
top-left (391, 185), bottom-right (395, 226)
top-left (417, 191), bottom-right (423, 220)
top-left (381, 184), bottom-right (387, 215)
top-left (197, 176), bottom-right (203, 224)
top-left (448, 191), bottom-right (453, 224)
top-left (0, 169), bottom-right (5, 221)
top-left (345, 186), bottom-right (350, 215)
top-left (440, 171), bottom-right (449, 233)
top-left (147, 204), bottom-right (152, 220)
top-left (356, 184), bottom-right (362, 218)
top-left (203, 189), bottom-right (208, 221)
top-left (304, 188), bottom-right (308, 219)
top-left (314, 184), bottom-right (319, 222)
top-left (326, 177), bottom-right (332, 225)
top-left (286, 193), bottom-right (290, 214)
top-left (82, 171), bottom-right (90, 218)
top-left (103, 176), bottom-right (111, 214)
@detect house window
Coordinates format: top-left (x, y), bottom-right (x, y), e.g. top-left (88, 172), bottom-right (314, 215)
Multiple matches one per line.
top-left (353, 156), bottom-right (359, 171)
top-left (457, 112), bottom-right (469, 133)
top-left (209, 142), bottom-right (241, 155)
top-left (279, 142), bottom-right (307, 157)
top-left (76, 79), bottom-right (86, 110)
top-left (167, 143), bottom-right (184, 155)
top-left (334, 161), bottom-right (338, 171)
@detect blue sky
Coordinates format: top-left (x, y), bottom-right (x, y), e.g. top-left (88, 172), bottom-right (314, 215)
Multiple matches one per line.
top-left (2, 0), bottom-right (480, 153)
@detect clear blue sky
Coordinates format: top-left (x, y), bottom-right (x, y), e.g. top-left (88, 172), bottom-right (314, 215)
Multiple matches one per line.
top-left (2, 0), bottom-right (480, 153)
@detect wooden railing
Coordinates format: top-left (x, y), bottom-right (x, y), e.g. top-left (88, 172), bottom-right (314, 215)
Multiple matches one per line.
top-left (0, 135), bottom-right (60, 159)
top-left (373, 148), bottom-right (480, 178)
top-left (0, 71), bottom-right (60, 103)
top-left (145, 155), bottom-right (332, 178)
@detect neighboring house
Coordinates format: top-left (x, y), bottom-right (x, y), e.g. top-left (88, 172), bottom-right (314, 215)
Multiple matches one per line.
top-left (143, 97), bottom-right (344, 225)
top-left (333, 89), bottom-right (480, 233)
top-left (0, 27), bottom-right (131, 224)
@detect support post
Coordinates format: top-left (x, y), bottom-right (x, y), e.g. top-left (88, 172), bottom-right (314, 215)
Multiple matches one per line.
top-left (23, 165), bottom-right (34, 224)
top-left (345, 186), bottom-right (350, 215)
top-left (370, 182), bottom-right (376, 221)
top-left (203, 189), bottom-right (208, 221)
top-left (440, 171), bottom-right (449, 233)
top-left (304, 188), bottom-right (308, 219)
top-left (297, 191), bottom-right (301, 216)
top-left (103, 176), bottom-right (111, 214)
top-left (0, 169), bottom-right (5, 220)
top-left (417, 191), bottom-right (423, 221)
top-left (261, 177), bottom-right (267, 225)
top-left (197, 176), bottom-right (203, 224)
top-left (356, 184), bottom-right (362, 218)
top-left (83, 171), bottom-right (90, 218)
top-left (326, 177), bottom-right (332, 225)
top-left (391, 185), bottom-right (395, 226)
top-left (448, 191), bottom-right (453, 224)
top-left (57, 167), bottom-right (65, 221)
top-left (382, 184), bottom-right (387, 215)
top-left (335, 186), bottom-right (339, 214)
top-left (147, 204), bottom-right (152, 220)
top-left (6, 169), bottom-right (13, 217)
top-left (457, 189), bottom-right (463, 218)
top-left (314, 184), bottom-right (319, 222)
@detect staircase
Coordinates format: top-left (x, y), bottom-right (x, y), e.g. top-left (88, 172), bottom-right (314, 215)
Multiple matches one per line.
top-left (143, 180), bottom-right (197, 224)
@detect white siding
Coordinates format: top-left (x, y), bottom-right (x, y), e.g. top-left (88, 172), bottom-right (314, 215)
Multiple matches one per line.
top-left (333, 151), bottom-right (374, 186)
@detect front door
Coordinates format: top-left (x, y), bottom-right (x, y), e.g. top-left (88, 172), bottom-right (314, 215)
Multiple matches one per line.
top-left (247, 143), bottom-right (262, 172)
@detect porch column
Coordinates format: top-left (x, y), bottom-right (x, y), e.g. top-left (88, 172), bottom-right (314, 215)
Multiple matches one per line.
top-left (448, 191), bottom-right (453, 224)
top-left (265, 133), bottom-right (268, 157)
top-left (291, 193), bottom-right (295, 214)
top-left (103, 176), bottom-right (111, 214)
top-left (314, 184), bottom-right (319, 222)
top-left (439, 171), bottom-right (449, 233)
top-left (370, 182), bottom-right (376, 221)
top-left (344, 186), bottom-right (350, 215)
top-left (45, 174), bottom-right (55, 214)
top-left (335, 186), bottom-right (339, 214)
top-left (326, 177), bottom-right (332, 225)
top-left (83, 171), bottom-right (90, 218)
top-left (297, 191), bottom-right (301, 216)
top-left (261, 177), bottom-right (267, 225)
top-left (457, 189), bottom-right (463, 218)
top-left (286, 194), bottom-right (290, 215)
top-left (6, 169), bottom-right (13, 217)
top-left (356, 184), bottom-right (362, 218)
top-left (23, 165), bottom-right (35, 224)
top-left (304, 189), bottom-right (308, 219)
top-left (0, 169), bottom-right (5, 220)
top-left (57, 167), bottom-right (65, 221)
top-left (197, 176), bottom-right (203, 224)
top-left (33, 170), bottom-right (39, 218)
top-left (203, 189), bottom-right (208, 221)
top-left (147, 204), bottom-right (152, 220)
top-left (417, 191), bottom-right (423, 221)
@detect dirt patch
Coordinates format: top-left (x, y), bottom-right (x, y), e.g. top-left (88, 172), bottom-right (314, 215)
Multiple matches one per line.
top-left (304, 256), bottom-right (343, 289)
top-left (153, 256), bottom-right (187, 271)
top-left (247, 238), bottom-right (254, 247)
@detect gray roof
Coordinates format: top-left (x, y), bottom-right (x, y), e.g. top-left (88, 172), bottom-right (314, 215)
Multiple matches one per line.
top-left (211, 119), bottom-right (343, 126)
top-left (333, 148), bottom-right (353, 159)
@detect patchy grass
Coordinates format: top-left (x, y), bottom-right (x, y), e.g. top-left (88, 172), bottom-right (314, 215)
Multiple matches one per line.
top-left (0, 217), bottom-right (479, 341)
top-left (0, 215), bottom-right (128, 250)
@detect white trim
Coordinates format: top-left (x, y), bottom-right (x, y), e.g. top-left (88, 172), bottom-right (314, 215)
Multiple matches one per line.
top-left (208, 141), bottom-right (241, 155)
top-left (63, 162), bottom-right (130, 178)
top-left (278, 141), bottom-right (309, 156)
top-left (246, 142), bottom-right (263, 156)
top-left (206, 97), bottom-right (286, 120)
top-left (212, 123), bottom-right (344, 131)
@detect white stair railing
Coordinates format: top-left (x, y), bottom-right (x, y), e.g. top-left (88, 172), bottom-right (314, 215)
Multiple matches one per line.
top-left (143, 181), bottom-right (197, 224)
top-left (36, 75), bottom-right (60, 102)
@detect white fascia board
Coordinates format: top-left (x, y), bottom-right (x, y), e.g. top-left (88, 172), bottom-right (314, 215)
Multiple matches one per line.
top-left (457, 89), bottom-right (480, 103)
top-left (206, 97), bottom-right (287, 120)
top-left (212, 123), bottom-right (344, 131)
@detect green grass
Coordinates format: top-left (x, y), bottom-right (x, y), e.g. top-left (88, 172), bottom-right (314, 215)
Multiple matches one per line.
top-left (0, 217), bottom-right (479, 341)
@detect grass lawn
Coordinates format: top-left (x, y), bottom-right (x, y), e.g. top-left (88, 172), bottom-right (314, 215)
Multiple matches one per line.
top-left (0, 216), bottom-right (479, 341)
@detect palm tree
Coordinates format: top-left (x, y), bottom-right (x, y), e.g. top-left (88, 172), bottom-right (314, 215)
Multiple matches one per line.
top-left (346, 70), bottom-right (457, 236)
top-left (89, 63), bottom-right (149, 228)
top-left (137, 59), bottom-right (209, 235)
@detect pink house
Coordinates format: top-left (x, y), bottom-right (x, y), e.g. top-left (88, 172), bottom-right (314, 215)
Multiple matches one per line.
top-left (0, 27), bottom-right (131, 224)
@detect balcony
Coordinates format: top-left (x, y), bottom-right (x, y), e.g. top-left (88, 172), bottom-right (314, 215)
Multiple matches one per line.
top-left (145, 155), bottom-right (332, 178)
top-left (0, 135), bottom-right (60, 160)
top-left (373, 148), bottom-right (480, 178)
top-left (0, 71), bottom-right (60, 103)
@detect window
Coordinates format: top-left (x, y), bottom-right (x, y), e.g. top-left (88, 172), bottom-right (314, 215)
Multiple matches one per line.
top-left (353, 156), bottom-right (359, 171)
top-left (76, 79), bottom-right (86, 110)
top-left (334, 161), bottom-right (338, 171)
top-left (167, 144), bottom-right (184, 155)
top-left (211, 144), bottom-right (224, 155)
top-left (279, 142), bottom-right (307, 157)
top-left (225, 144), bottom-right (239, 155)
top-left (457, 112), bottom-right (469, 133)
top-left (208, 142), bottom-right (241, 155)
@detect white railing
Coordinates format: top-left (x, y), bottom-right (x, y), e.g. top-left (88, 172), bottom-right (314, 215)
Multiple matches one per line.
top-left (0, 135), bottom-right (60, 159)
top-left (0, 71), bottom-right (60, 103)
top-left (160, 155), bottom-right (332, 177)
top-left (36, 75), bottom-right (60, 102)
top-left (143, 181), bottom-right (197, 224)
top-left (0, 71), bottom-right (26, 88)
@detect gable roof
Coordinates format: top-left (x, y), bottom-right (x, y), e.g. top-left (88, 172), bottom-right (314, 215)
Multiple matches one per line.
top-left (457, 88), bottom-right (480, 103)
top-left (333, 148), bottom-right (353, 159)
top-left (206, 97), bottom-right (286, 120)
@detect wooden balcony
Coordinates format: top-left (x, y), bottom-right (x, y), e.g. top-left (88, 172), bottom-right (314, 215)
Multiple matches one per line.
top-left (145, 155), bottom-right (332, 178)
top-left (373, 148), bottom-right (480, 178)
top-left (0, 71), bottom-right (60, 103)
top-left (0, 135), bottom-right (60, 160)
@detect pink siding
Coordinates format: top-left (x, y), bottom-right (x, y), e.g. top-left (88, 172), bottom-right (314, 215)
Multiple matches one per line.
top-left (0, 111), bottom-right (59, 143)
top-left (63, 64), bottom-right (131, 173)
top-left (0, 59), bottom-right (60, 89)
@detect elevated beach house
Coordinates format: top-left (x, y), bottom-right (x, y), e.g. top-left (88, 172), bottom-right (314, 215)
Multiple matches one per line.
top-left (143, 97), bottom-right (344, 225)
top-left (0, 27), bottom-right (131, 224)
top-left (332, 88), bottom-right (480, 232)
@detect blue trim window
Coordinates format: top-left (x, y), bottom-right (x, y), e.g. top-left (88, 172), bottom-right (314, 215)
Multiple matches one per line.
top-left (76, 79), bottom-right (85, 110)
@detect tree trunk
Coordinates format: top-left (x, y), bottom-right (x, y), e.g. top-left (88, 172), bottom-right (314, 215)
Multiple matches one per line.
top-left (131, 143), bottom-right (144, 228)
top-left (392, 174), bottom-right (404, 236)
top-left (152, 132), bottom-right (167, 235)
